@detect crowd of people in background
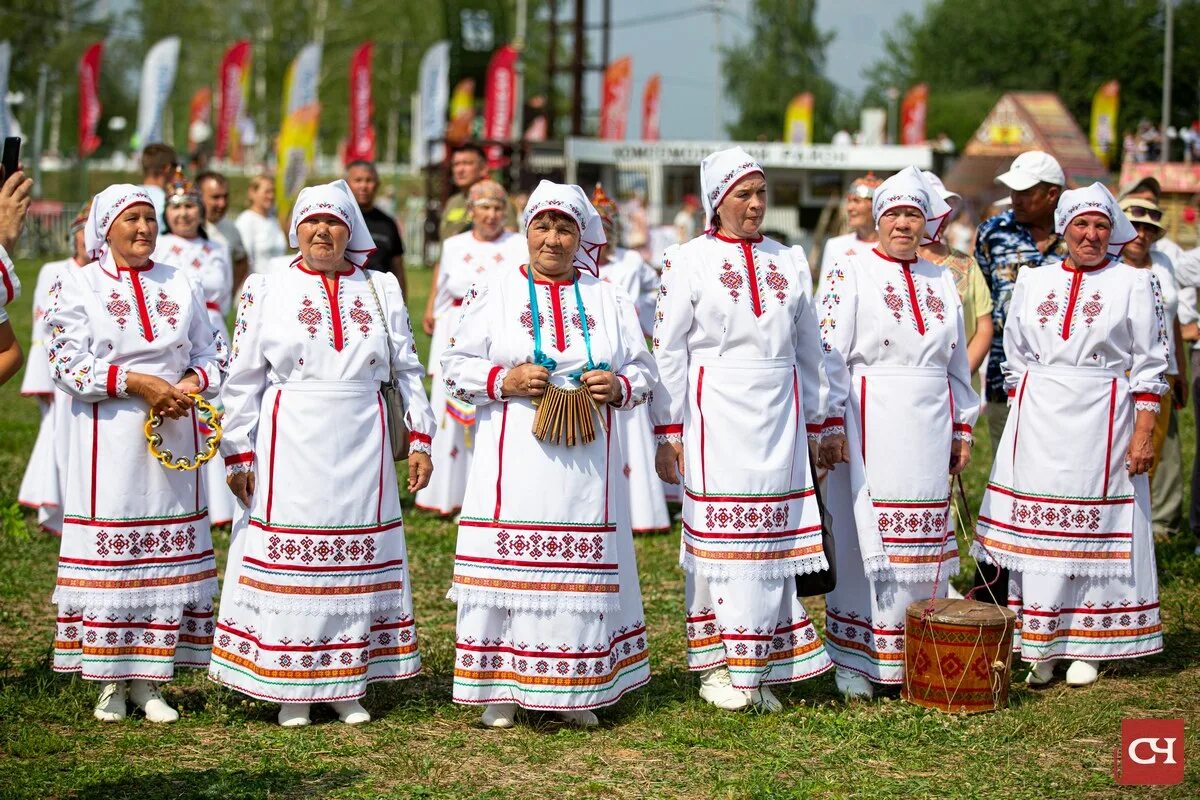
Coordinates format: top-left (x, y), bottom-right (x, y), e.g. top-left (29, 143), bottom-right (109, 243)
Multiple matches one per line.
top-left (0, 137), bottom-right (1195, 732)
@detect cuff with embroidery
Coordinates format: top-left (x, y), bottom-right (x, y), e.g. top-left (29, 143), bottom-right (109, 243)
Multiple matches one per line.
top-left (224, 451), bottom-right (254, 476)
top-left (105, 364), bottom-right (128, 398)
top-left (613, 374), bottom-right (632, 409)
top-left (654, 423), bottom-right (683, 445)
top-left (805, 423), bottom-right (822, 442)
top-left (487, 365), bottom-right (507, 401)
top-left (1133, 394), bottom-right (1161, 413)
top-left (821, 417), bottom-right (846, 439)
top-left (192, 366), bottom-right (211, 394)
top-left (408, 431), bottom-right (433, 456)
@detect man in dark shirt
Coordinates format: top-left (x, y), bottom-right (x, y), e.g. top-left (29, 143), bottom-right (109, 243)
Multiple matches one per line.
top-left (346, 160), bottom-right (407, 298)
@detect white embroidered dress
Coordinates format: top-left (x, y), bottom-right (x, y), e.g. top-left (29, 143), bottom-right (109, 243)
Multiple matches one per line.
top-left (815, 247), bottom-right (980, 684)
top-left (46, 256), bottom-right (223, 681)
top-left (441, 264), bottom-right (656, 711)
top-left (18, 257), bottom-right (75, 533)
top-left (600, 246), bottom-right (670, 534)
top-left (153, 232), bottom-right (237, 524)
top-left (652, 231), bottom-right (834, 690)
top-left (973, 259), bottom-right (1168, 663)
top-left (416, 229), bottom-right (524, 516)
top-left (209, 262), bottom-right (435, 703)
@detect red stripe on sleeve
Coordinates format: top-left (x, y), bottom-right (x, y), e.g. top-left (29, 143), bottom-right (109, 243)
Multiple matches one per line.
top-left (486, 365), bottom-right (503, 400)
top-left (106, 365), bottom-right (120, 397)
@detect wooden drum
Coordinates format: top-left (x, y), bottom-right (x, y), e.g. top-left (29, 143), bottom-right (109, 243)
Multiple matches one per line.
top-left (902, 598), bottom-right (1017, 714)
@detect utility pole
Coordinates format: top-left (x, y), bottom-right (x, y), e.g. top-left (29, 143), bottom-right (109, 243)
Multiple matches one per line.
top-left (547, 0), bottom-right (559, 139)
top-left (571, 0), bottom-right (586, 136)
top-left (513, 0), bottom-right (528, 175)
top-left (1161, 0), bottom-right (1174, 163)
top-left (601, 0), bottom-right (611, 73)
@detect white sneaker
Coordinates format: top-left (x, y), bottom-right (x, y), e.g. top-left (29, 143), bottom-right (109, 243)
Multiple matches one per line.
top-left (698, 666), bottom-right (751, 710)
top-left (480, 702), bottom-right (518, 729)
top-left (834, 668), bottom-right (874, 699)
top-left (1065, 660), bottom-right (1099, 687)
top-left (330, 699), bottom-right (371, 725)
top-left (1025, 660), bottom-right (1056, 686)
top-left (278, 703), bottom-right (312, 727)
top-left (748, 684), bottom-right (783, 712)
top-left (128, 680), bottom-right (179, 723)
top-left (93, 681), bottom-right (127, 722)
top-left (555, 709), bottom-right (599, 727)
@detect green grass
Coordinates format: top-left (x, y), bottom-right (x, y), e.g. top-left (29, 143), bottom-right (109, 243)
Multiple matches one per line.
top-left (0, 258), bottom-right (1197, 799)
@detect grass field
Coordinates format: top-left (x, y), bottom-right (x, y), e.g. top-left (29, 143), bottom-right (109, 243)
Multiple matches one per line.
top-left (0, 257), bottom-right (1197, 799)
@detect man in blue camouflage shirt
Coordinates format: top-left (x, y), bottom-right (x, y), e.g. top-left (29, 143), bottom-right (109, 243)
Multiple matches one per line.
top-left (971, 151), bottom-right (1067, 606)
top-left (974, 151), bottom-right (1068, 444)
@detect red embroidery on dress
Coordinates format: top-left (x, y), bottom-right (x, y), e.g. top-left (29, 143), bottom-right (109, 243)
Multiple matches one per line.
top-left (720, 261), bottom-right (743, 301)
top-left (106, 291), bottom-right (132, 329)
top-left (495, 530), bottom-right (605, 561)
top-left (519, 303), bottom-right (544, 340)
top-left (765, 263), bottom-right (789, 304)
top-left (1036, 291), bottom-right (1059, 326)
top-left (923, 286), bottom-right (946, 323)
top-left (704, 503), bottom-right (789, 530)
top-left (882, 283), bottom-right (905, 322)
top-left (876, 508), bottom-right (947, 535)
top-left (349, 296), bottom-right (373, 337)
top-left (298, 296), bottom-right (323, 339)
top-left (1081, 292), bottom-right (1104, 326)
top-left (570, 311), bottom-right (596, 331)
top-left (155, 289), bottom-right (181, 330)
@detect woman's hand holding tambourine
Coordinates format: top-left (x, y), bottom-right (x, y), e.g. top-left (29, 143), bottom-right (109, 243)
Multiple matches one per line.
top-left (128, 373), bottom-right (194, 419)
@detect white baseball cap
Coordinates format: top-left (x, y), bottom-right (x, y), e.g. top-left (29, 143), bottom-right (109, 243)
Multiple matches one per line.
top-left (995, 151), bottom-right (1066, 191)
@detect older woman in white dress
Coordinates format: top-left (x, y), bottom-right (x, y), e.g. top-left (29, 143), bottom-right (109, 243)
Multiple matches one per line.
top-left (815, 166), bottom-right (980, 699)
top-left (210, 180), bottom-right (435, 727)
top-left (592, 183), bottom-right (670, 535)
top-left (653, 148), bottom-right (841, 712)
top-left (974, 184), bottom-right (1168, 688)
top-left (416, 180), bottom-right (525, 516)
top-left (152, 171), bottom-right (237, 526)
top-left (46, 185), bottom-right (224, 723)
top-left (19, 203), bottom-right (89, 534)
top-left (442, 180), bottom-right (657, 729)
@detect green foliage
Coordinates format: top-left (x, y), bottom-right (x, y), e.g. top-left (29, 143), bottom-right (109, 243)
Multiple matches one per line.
top-left (720, 0), bottom-right (838, 141)
top-left (863, 0), bottom-right (1200, 149)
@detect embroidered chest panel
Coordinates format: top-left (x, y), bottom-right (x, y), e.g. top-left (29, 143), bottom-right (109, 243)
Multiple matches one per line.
top-left (1034, 272), bottom-right (1105, 340)
top-left (879, 267), bottom-right (949, 335)
top-left (519, 283), bottom-right (595, 353)
top-left (713, 244), bottom-right (791, 317)
top-left (294, 279), bottom-right (378, 351)
top-left (102, 274), bottom-right (186, 342)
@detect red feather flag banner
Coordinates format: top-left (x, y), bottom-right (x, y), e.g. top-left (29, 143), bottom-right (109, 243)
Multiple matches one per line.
top-left (344, 42), bottom-right (376, 165)
top-left (78, 43), bottom-right (103, 157)
top-left (217, 40), bottom-right (251, 160)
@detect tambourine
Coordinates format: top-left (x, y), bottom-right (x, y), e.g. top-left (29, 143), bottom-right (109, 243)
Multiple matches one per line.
top-left (144, 393), bottom-right (223, 471)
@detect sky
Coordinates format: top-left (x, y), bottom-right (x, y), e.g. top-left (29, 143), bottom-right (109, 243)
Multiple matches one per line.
top-left (583, 0), bottom-right (925, 140)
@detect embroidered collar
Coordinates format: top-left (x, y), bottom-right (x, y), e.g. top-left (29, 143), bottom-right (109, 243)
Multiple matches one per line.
top-left (1061, 257), bottom-right (1110, 274)
top-left (871, 247), bottom-right (917, 266)
top-left (295, 258), bottom-right (357, 278)
top-left (711, 230), bottom-right (764, 245)
top-left (520, 264), bottom-right (577, 287)
top-left (96, 251), bottom-right (154, 280)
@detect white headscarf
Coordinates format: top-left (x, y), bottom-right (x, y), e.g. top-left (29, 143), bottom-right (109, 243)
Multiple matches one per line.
top-left (872, 166), bottom-right (952, 244)
top-left (700, 146), bottom-right (764, 231)
top-left (288, 179), bottom-right (376, 267)
top-left (84, 184), bottom-right (155, 261)
top-left (1054, 182), bottom-right (1137, 257)
top-left (522, 179), bottom-right (607, 277)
